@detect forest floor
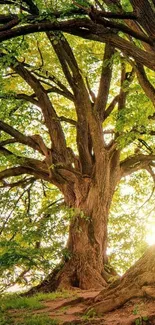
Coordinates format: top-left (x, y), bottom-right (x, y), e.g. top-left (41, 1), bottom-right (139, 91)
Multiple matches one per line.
top-left (6, 289), bottom-right (155, 325)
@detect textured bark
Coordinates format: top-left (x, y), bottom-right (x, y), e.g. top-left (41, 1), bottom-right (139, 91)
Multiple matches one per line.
top-left (90, 245), bottom-right (155, 314)
top-left (28, 151), bottom-right (121, 293)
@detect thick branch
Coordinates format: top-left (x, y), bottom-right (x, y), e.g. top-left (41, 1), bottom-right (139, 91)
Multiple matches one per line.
top-left (0, 146), bottom-right (14, 156)
top-left (0, 177), bottom-right (35, 189)
top-left (0, 120), bottom-right (43, 154)
top-left (0, 137), bottom-right (53, 180)
top-left (89, 8), bottom-right (151, 45)
top-left (0, 17), bottom-right (19, 32)
top-left (0, 92), bottom-right (39, 106)
top-left (0, 14), bottom-right (17, 24)
top-left (90, 9), bottom-right (137, 20)
top-left (39, 83), bottom-right (74, 101)
top-left (94, 43), bottom-right (114, 120)
top-left (0, 138), bottom-right (17, 146)
top-left (85, 77), bottom-right (96, 103)
top-left (146, 165), bottom-right (155, 183)
top-left (118, 63), bottom-right (128, 111)
top-left (32, 70), bottom-right (74, 101)
top-left (131, 0), bottom-right (155, 38)
top-left (104, 95), bottom-right (119, 119)
top-left (0, 166), bottom-right (49, 182)
top-left (51, 37), bottom-right (109, 168)
top-left (59, 116), bottom-right (77, 126)
top-left (0, 166), bottom-right (37, 179)
top-left (102, 0), bottom-right (154, 52)
top-left (22, 0), bottom-right (39, 15)
top-left (0, 145), bottom-right (64, 185)
top-left (0, 7), bottom-right (137, 22)
top-left (11, 59), bottom-right (67, 158)
top-left (0, 20), bottom-right (155, 70)
top-left (135, 63), bottom-right (155, 106)
top-left (47, 32), bottom-right (81, 93)
top-left (47, 32), bottom-right (93, 174)
top-left (121, 154), bottom-right (155, 177)
top-left (64, 23), bottom-right (155, 71)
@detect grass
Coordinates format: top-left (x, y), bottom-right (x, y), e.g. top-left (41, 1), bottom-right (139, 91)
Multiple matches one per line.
top-left (0, 295), bottom-right (43, 311)
top-left (0, 290), bottom-right (74, 325)
top-left (0, 312), bottom-right (59, 325)
top-left (35, 290), bottom-right (74, 301)
top-left (0, 290), bottom-right (73, 311)
top-left (16, 314), bottom-right (59, 325)
top-left (0, 311), bottom-right (12, 325)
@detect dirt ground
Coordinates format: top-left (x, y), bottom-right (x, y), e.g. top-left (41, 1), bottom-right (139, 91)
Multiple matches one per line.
top-left (33, 290), bottom-right (155, 325)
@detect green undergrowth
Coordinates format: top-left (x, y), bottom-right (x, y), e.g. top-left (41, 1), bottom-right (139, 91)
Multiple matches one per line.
top-left (0, 295), bottom-right (43, 311)
top-left (0, 312), bottom-right (59, 325)
top-left (0, 290), bottom-right (74, 325)
top-left (15, 314), bottom-right (59, 325)
top-left (0, 290), bottom-right (73, 311)
top-left (35, 290), bottom-right (75, 301)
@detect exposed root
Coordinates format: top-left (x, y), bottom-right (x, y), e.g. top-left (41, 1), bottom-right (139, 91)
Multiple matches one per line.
top-left (26, 254), bottom-right (108, 295)
top-left (89, 245), bottom-right (155, 314)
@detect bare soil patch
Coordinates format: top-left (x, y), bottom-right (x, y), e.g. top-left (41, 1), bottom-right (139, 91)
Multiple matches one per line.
top-left (41, 290), bottom-right (155, 324)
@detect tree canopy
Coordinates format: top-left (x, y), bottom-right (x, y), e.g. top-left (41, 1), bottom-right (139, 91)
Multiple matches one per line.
top-left (0, 0), bottom-right (155, 294)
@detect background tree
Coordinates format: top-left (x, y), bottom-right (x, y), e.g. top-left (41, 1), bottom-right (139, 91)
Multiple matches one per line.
top-left (0, 0), bottom-right (155, 311)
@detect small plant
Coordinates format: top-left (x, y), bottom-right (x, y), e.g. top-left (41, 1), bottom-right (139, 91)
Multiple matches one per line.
top-left (133, 305), bottom-right (148, 324)
top-left (135, 316), bottom-right (148, 325)
top-left (82, 308), bottom-right (97, 320)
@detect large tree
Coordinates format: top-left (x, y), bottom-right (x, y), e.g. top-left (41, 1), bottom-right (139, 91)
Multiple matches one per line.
top-left (0, 0), bottom-right (155, 312)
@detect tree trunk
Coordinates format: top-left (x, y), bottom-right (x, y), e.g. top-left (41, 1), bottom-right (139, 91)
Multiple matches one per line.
top-left (59, 191), bottom-right (110, 290)
top-left (28, 150), bottom-right (121, 293)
